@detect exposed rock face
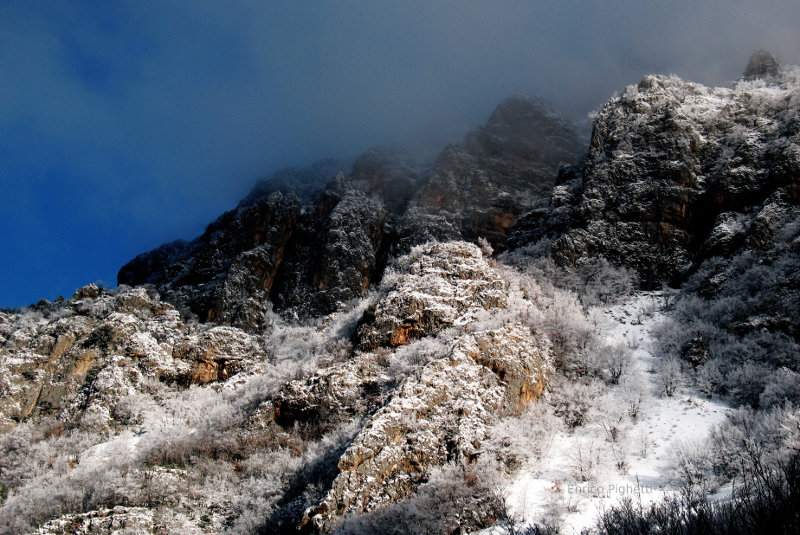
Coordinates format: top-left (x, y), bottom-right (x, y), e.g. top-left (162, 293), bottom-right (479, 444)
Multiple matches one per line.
top-left (118, 175), bottom-right (391, 328)
top-left (306, 325), bottom-right (551, 532)
top-left (357, 242), bottom-right (508, 349)
top-left (0, 284), bottom-right (262, 431)
top-left (273, 350), bottom-right (391, 432)
top-left (270, 181), bottom-right (387, 316)
top-left (118, 192), bottom-right (302, 331)
top-left (118, 98), bottom-right (579, 328)
top-left (509, 164), bottom-right (583, 247)
top-left (687, 187), bottom-right (800, 340)
top-left (249, 241), bottom-right (553, 532)
top-left (525, 60), bottom-right (800, 287)
top-left (397, 96), bottom-right (582, 253)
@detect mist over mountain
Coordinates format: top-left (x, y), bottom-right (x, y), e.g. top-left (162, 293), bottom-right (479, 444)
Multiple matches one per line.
top-left (2, 1), bottom-right (800, 307)
top-left (0, 46), bottom-right (798, 534)
top-left (1, 3), bottom-right (800, 534)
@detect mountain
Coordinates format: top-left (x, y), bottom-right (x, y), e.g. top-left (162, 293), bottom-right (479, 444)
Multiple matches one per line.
top-left (527, 56), bottom-right (800, 289)
top-left (0, 52), bottom-right (798, 535)
top-left (117, 96), bottom-right (581, 330)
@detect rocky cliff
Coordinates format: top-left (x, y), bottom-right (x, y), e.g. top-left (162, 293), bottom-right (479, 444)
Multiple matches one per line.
top-left (118, 98), bottom-right (580, 331)
top-left (280, 242), bottom-right (553, 532)
top-left (395, 96), bottom-right (582, 254)
top-left (514, 51), bottom-right (800, 289)
top-left (1, 242), bottom-right (554, 534)
top-left (0, 284), bottom-right (263, 433)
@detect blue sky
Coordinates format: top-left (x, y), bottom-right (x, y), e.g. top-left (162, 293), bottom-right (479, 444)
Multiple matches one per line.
top-left (1, 1), bottom-right (798, 308)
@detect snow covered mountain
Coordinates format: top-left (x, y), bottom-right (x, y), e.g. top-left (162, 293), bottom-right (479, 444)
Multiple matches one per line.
top-left (0, 51), bottom-right (797, 534)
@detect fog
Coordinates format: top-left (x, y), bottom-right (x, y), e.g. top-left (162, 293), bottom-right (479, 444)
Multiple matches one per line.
top-left (1, 1), bottom-right (798, 306)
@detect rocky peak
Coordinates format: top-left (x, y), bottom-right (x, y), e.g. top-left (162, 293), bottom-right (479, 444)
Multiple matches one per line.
top-left (743, 49), bottom-right (780, 80)
top-left (521, 63), bottom-right (800, 288)
top-left (396, 96), bottom-right (583, 254)
top-left (465, 95), bottom-right (580, 169)
top-left (240, 159), bottom-right (349, 207)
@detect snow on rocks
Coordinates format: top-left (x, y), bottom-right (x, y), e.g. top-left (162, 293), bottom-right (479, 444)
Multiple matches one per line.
top-left (500, 292), bottom-right (731, 534)
top-left (34, 506), bottom-right (156, 535)
top-left (549, 65), bottom-right (800, 288)
top-left (357, 241), bottom-right (508, 349)
top-left (307, 323), bottom-right (552, 532)
top-left (0, 285), bottom-right (264, 430)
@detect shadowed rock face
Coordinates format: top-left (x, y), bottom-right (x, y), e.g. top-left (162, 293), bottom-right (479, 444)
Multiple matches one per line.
top-left (396, 96), bottom-right (583, 254)
top-left (743, 49), bottom-right (780, 80)
top-left (118, 168), bottom-right (394, 328)
top-left (117, 192), bottom-right (303, 327)
top-left (511, 54), bottom-right (800, 289)
top-left (119, 99), bottom-right (580, 330)
top-left (269, 180), bottom-right (388, 317)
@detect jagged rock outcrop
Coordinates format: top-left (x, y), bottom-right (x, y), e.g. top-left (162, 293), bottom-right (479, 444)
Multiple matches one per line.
top-left (305, 325), bottom-right (551, 532)
top-left (396, 96), bottom-right (582, 253)
top-left (0, 284), bottom-right (262, 431)
top-left (508, 164), bottom-right (583, 247)
top-left (117, 153), bottom-right (421, 327)
top-left (275, 241), bottom-right (510, 431)
top-left (258, 241), bottom-right (554, 532)
top-left (118, 192), bottom-right (302, 330)
top-left (270, 181), bottom-right (388, 316)
top-left (273, 350), bottom-right (391, 432)
top-left (357, 242), bottom-right (508, 349)
top-left (517, 57), bottom-right (800, 287)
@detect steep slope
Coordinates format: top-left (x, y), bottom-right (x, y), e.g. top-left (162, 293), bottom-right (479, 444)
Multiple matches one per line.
top-left (117, 191), bottom-right (303, 331)
top-left (1, 242), bottom-right (558, 535)
top-left (269, 242), bottom-right (553, 532)
top-left (307, 324), bottom-right (550, 533)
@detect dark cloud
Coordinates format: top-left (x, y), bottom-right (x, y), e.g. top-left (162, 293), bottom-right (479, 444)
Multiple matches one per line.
top-left (1, 1), bottom-right (799, 306)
